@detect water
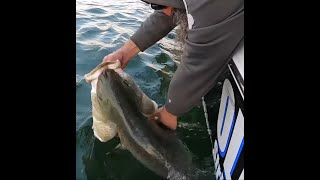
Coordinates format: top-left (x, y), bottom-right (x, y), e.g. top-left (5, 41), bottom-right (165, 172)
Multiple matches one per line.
top-left (76, 0), bottom-right (215, 179)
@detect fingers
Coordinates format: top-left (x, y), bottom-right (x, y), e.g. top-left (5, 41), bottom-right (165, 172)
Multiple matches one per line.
top-left (148, 107), bottom-right (163, 121)
top-left (102, 55), bottom-right (115, 63)
top-left (149, 114), bottom-right (159, 121)
top-left (102, 51), bottom-right (122, 62)
top-left (102, 52), bottom-right (128, 69)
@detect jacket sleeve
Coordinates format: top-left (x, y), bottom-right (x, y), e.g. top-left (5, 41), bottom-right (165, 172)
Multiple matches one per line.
top-left (164, 11), bottom-right (244, 116)
top-left (130, 10), bottom-right (177, 51)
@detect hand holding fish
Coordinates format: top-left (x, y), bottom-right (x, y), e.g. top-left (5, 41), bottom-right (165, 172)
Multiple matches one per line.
top-left (102, 40), bottom-right (140, 69)
top-left (149, 106), bottom-right (177, 130)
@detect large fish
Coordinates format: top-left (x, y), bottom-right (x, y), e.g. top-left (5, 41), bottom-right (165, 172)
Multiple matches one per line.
top-left (101, 68), bottom-right (198, 179)
top-left (83, 60), bottom-right (158, 142)
top-left (85, 61), bottom-right (197, 179)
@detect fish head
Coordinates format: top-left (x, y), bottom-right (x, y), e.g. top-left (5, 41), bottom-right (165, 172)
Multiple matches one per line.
top-left (96, 69), bottom-right (118, 107)
top-left (96, 68), bottom-right (145, 115)
top-left (106, 68), bottom-right (144, 109)
top-left (107, 68), bottom-right (158, 116)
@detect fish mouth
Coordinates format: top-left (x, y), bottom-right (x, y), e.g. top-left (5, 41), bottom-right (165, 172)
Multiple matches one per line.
top-left (106, 68), bottom-right (126, 80)
top-left (104, 68), bottom-right (132, 89)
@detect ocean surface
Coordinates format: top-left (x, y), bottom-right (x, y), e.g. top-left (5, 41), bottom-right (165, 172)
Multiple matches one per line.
top-left (76, 0), bottom-right (216, 179)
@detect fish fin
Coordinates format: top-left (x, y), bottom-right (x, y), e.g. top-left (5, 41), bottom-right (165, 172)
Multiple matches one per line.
top-left (106, 142), bottom-right (126, 157)
top-left (117, 129), bottom-right (127, 150)
top-left (114, 143), bottom-right (126, 150)
top-left (119, 143), bottom-right (126, 150)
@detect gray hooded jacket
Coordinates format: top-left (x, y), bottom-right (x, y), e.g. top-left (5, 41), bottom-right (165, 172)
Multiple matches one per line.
top-left (131, 0), bottom-right (244, 116)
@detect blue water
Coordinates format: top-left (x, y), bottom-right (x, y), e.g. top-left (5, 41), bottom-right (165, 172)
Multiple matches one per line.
top-left (76, 0), bottom-right (215, 179)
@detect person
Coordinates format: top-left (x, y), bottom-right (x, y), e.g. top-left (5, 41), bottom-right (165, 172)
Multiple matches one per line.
top-left (102, 0), bottom-right (244, 130)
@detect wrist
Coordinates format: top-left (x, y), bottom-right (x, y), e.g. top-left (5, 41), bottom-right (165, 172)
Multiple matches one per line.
top-left (159, 106), bottom-right (177, 130)
top-left (120, 40), bottom-right (140, 63)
